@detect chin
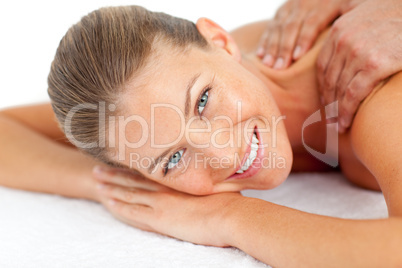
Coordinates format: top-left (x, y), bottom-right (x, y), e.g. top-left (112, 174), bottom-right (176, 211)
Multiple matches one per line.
top-left (257, 139), bottom-right (293, 190)
top-left (257, 169), bottom-right (290, 190)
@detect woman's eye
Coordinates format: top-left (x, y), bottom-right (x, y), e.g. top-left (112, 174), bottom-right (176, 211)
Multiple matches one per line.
top-left (197, 91), bottom-right (208, 114)
top-left (165, 149), bottom-right (184, 173)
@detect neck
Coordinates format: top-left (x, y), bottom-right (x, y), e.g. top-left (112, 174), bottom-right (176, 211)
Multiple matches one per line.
top-left (240, 53), bottom-right (322, 147)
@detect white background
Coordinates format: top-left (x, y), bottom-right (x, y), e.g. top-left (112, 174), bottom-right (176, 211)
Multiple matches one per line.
top-left (0, 0), bottom-right (285, 110)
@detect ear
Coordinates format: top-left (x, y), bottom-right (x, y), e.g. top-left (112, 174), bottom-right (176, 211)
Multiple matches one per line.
top-left (196, 17), bottom-right (241, 63)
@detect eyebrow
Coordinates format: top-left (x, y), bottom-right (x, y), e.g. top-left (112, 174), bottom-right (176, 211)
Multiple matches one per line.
top-left (184, 73), bottom-right (201, 118)
top-left (147, 73), bottom-right (201, 174)
top-left (148, 148), bottom-right (171, 174)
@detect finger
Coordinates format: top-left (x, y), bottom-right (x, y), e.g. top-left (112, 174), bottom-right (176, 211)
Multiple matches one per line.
top-left (261, 0), bottom-right (292, 66)
top-left (338, 49), bottom-right (390, 131)
top-left (338, 71), bottom-right (367, 132)
top-left (316, 35), bottom-right (335, 99)
top-left (97, 182), bottom-right (156, 205)
top-left (100, 196), bottom-right (155, 231)
top-left (322, 48), bottom-right (346, 105)
top-left (340, 72), bottom-right (384, 130)
top-left (93, 166), bottom-right (167, 191)
top-left (262, 21), bottom-right (281, 67)
top-left (294, 11), bottom-right (337, 60)
top-left (338, 71), bottom-right (377, 132)
top-left (256, 29), bottom-right (270, 58)
top-left (116, 214), bottom-right (154, 233)
top-left (274, 2), bottom-right (292, 21)
top-left (334, 57), bottom-right (359, 110)
top-left (275, 17), bottom-right (302, 69)
top-left (108, 198), bottom-right (153, 222)
top-left (97, 193), bottom-right (154, 231)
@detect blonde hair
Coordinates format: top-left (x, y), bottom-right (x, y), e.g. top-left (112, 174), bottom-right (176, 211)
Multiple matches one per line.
top-left (48, 6), bottom-right (208, 166)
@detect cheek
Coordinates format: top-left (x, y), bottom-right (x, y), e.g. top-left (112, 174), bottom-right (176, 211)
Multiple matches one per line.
top-left (255, 126), bottom-right (293, 190)
top-left (172, 170), bottom-right (215, 195)
top-left (216, 76), bottom-right (277, 123)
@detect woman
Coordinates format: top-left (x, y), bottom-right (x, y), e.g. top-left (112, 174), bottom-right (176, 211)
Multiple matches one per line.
top-left (0, 6), bottom-right (401, 267)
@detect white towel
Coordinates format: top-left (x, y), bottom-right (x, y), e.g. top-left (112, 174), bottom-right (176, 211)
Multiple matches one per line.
top-left (0, 172), bottom-right (387, 268)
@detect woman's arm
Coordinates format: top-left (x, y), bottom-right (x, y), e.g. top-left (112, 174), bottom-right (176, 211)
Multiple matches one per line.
top-left (92, 168), bottom-right (402, 267)
top-left (91, 173), bottom-right (402, 267)
top-left (0, 103), bottom-right (102, 201)
top-left (225, 197), bottom-right (402, 267)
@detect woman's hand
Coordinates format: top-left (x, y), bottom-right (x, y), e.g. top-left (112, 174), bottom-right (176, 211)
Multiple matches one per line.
top-left (92, 166), bottom-right (242, 247)
top-left (257, 0), bottom-right (352, 69)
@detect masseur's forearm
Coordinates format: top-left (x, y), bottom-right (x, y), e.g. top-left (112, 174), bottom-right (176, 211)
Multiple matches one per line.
top-left (225, 197), bottom-right (402, 267)
top-left (0, 115), bottom-right (101, 201)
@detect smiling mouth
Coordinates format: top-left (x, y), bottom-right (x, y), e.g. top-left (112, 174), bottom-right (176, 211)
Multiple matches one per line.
top-left (235, 130), bottom-right (259, 174)
top-left (226, 127), bottom-right (263, 180)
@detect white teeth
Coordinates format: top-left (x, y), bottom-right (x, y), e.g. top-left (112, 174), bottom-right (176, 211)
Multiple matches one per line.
top-left (252, 135), bottom-right (259, 144)
top-left (241, 161), bottom-right (250, 171)
top-left (236, 132), bottom-right (259, 174)
top-left (249, 150), bottom-right (257, 160)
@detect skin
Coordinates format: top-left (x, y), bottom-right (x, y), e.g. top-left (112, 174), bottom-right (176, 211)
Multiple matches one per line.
top-left (256, 0), bottom-right (354, 68)
top-left (317, 0), bottom-right (402, 132)
top-left (93, 18), bottom-right (402, 266)
top-left (105, 18), bottom-right (379, 194)
top-left (109, 18), bottom-right (292, 196)
top-left (1, 16), bottom-right (402, 267)
top-left (257, 0), bottom-right (402, 133)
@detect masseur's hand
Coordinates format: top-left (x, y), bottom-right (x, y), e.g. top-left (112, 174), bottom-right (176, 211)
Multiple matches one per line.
top-left (317, 0), bottom-right (402, 132)
top-left (256, 0), bottom-right (352, 69)
top-left (92, 166), bottom-right (242, 247)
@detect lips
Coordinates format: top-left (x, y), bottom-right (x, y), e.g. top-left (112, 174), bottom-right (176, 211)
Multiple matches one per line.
top-left (226, 126), bottom-right (264, 180)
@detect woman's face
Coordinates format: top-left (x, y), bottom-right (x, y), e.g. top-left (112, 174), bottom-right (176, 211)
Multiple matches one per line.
top-left (112, 25), bottom-right (292, 195)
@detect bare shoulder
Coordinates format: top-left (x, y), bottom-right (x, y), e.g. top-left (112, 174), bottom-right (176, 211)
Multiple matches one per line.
top-left (351, 71), bottom-right (402, 156)
top-left (229, 20), bottom-right (269, 54)
top-left (351, 71), bottom-right (402, 216)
